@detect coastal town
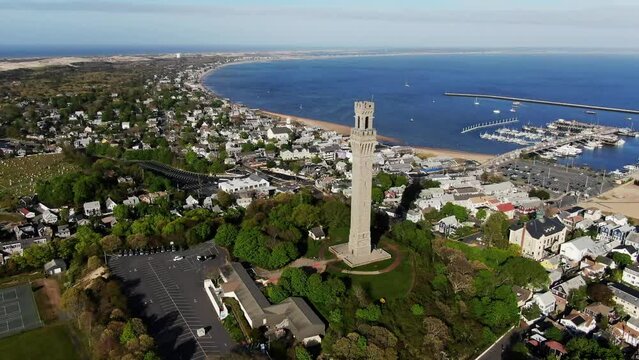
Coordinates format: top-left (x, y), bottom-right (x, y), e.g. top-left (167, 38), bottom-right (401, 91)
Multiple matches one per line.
top-left (1, 52), bottom-right (639, 360)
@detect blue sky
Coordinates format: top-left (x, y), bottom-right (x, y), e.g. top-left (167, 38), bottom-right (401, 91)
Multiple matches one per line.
top-left (1, 0), bottom-right (638, 49)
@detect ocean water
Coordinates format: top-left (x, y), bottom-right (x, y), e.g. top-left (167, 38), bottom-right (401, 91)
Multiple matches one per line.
top-left (204, 54), bottom-right (639, 171)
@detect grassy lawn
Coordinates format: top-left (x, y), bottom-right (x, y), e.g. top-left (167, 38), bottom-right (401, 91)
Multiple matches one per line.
top-left (0, 272), bottom-right (43, 289)
top-left (0, 153), bottom-right (79, 197)
top-left (332, 246), bottom-right (414, 301)
top-left (0, 212), bottom-right (24, 223)
top-left (0, 323), bottom-right (80, 360)
top-left (304, 238), bottom-right (323, 258)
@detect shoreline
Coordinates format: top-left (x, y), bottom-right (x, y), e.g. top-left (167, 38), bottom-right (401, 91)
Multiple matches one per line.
top-left (261, 111), bottom-right (494, 163)
top-left (198, 55), bottom-right (496, 163)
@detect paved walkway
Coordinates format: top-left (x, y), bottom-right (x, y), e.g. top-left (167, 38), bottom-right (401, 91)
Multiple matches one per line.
top-left (341, 243), bottom-right (403, 275)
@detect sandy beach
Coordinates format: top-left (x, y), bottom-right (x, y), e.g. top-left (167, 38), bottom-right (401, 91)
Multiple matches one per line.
top-left (261, 110), bottom-right (494, 163)
top-left (579, 172), bottom-right (639, 220)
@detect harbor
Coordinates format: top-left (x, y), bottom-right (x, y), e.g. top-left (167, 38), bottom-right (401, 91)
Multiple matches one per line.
top-left (479, 118), bottom-right (639, 174)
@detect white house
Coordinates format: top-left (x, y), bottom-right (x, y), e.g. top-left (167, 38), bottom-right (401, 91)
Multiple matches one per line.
top-left (623, 265), bottom-right (639, 287)
top-left (105, 198), bottom-right (117, 213)
top-left (267, 127), bottom-right (292, 142)
top-left (123, 196), bottom-right (140, 207)
top-left (559, 310), bottom-right (596, 334)
top-left (533, 291), bottom-right (556, 315)
top-left (559, 236), bottom-right (606, 263)
top-left (185, 195), bottom-right (199, 208)
top-left (83, 201), bottom-right (102, 217)
top-left (42, 210), bottom-right (58, 225)
top-left (406, 209), bottom-right (424, 223)
top-left (436, 215), bottom-right (460, 236)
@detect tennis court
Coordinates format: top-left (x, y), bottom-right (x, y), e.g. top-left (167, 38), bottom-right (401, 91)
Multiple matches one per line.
top-left (0, 284), bottom-right (42, 339)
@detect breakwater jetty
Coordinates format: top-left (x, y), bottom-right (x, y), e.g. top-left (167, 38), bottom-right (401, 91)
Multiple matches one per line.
top-left (445, 93), bottom-right (639, 115)
top-left (461, 117), bottom-right (519, 134)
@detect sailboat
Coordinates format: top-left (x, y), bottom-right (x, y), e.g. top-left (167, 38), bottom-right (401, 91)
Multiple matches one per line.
top-left (493, 110), bottom-right (501, 114)
top-left (405, 81), bottom-right (410, 88)
top-left (474, 98), bottom-right (480, 105)
top-left (410, 118), bottom-right (414, 122)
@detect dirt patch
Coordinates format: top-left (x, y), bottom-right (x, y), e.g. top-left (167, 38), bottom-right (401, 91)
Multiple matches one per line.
top-left (32, 278), bottom-right (62, 323)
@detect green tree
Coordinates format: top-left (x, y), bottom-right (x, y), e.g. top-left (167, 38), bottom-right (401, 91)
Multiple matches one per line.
top-left (476, 208), bottom-right (487, 221)
top-left (441, 202), bottom-right (469, 222)
top-left (482, 212), bottom-right (510, 248)
top-left (214, 223), bottom-right (238, 248)
top-left (355, 304), bottom-right (381, 322)
top-left (611, 252), bottom-right (632, 268)
top-left (529, 188), bottom-right (550, 200)
top-left (498, 257), bottom-right (549, 289)
top-left (411, 304), bottom-right (425, 316)
top-left (100, 235), bottom-right (122, 253)
top-left (292, 203), bottom-right (320, 229)
top-left (295, 346), bottom-right (312, 360)
top-left (568, 286), bottom-right (588, 310)
top-left (217, 190), bottom-right (234, 208)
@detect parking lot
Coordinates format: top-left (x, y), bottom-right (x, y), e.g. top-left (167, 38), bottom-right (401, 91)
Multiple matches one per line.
top-left (109, 242), bottom-right (234, 360)
top-left (497, 159), bottom-right (615, 200)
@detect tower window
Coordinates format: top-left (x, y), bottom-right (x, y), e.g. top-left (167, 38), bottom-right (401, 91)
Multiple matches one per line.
top-left (365, 116), bottom-right (369, 129)
top-left (357, 116), bottom-right (360, 128)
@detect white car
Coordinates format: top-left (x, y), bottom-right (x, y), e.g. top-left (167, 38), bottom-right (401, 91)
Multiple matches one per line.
top-left (173, 256), bottom-right (184, 261)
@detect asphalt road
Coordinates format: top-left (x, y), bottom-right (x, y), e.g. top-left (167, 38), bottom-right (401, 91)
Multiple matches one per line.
top-left (109, 242), bottom-right (234, 360)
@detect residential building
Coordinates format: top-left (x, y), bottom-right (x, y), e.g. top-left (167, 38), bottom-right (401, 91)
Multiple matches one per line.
top-left (623, 264), bottom-right (639, 287)
top-left (215, 263), bottom-right (325, 345)
top-left (437, 215), bottom-right (460, 236)
top-left (219, 174), bottom-right (270, 194)
top-left (559, 236), bottom-right (606, 263)
top-left (83, 201), bottom-right (101, 217)
top-left (267, 127), bottom-right (292, 142)
top-left (609, 283), bottom-right (639, 318)
top-left (44, 259), bottom-right (66, 275)
top-left (612, 317), bottom-right (639, 347)
top-left (308, 227), bottom-right (326, 241)
top-left (559, 310), bottom-right (596, 334)
top-left (533, 291), bottom-right (556, 315)
top-left (509, 216), bottom-right (567, 261)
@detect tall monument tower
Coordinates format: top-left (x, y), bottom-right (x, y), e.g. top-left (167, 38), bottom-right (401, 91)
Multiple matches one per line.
top-left (330, 101), bottom-right (391, 267)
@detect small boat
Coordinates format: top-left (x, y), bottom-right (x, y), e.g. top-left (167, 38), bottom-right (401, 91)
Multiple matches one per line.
top-left (474, 98), bottom-right (480, 105)
top-left (410, 118), bottom-right (414, 122)
top-left (299, 104), bottom-right (303, 110)
top-left (510, 108), bottom-right (517, 113)
top-left (405, 82), bottom-right (410, 88)
top-left (512, 101), bottom-right (521, 106)
top-left (493, 110), bottom-right (501, 114)
top-left (585, 110), bottom-right (596, 115)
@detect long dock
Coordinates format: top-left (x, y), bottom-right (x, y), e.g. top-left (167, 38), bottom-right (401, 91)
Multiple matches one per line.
top-left (445, 92), bottom-right (639, 115)
top-left (461, 117), bottom-right (518, 134)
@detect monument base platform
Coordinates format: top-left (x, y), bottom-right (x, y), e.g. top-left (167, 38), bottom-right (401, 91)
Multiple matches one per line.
top-left (329, 243), bottom-right (392, 268)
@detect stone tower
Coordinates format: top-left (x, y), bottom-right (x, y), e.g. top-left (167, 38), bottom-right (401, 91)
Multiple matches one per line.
top-left (348, 101), bottom-right (377, 257)
top-left (329, 101), bottom-right (391, 267)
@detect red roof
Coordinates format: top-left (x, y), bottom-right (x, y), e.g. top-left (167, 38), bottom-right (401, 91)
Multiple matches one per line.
top-left (497, 203), bottom-right (515, 212)
top-left (19, 208), bottom-right (31, 215)
top-left (545, 340), bottom-right (567, 354)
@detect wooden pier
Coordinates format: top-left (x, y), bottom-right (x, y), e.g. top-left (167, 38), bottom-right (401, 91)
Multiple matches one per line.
top-left (461, 117), bottom-right (519, 134)
top-left (445, 92), bottom-right (639, 115)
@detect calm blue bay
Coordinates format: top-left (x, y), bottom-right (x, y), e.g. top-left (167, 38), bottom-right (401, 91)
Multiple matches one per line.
top-left (204, 54), bottom-right (639, 171)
